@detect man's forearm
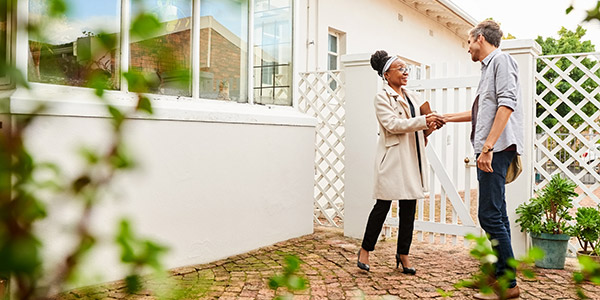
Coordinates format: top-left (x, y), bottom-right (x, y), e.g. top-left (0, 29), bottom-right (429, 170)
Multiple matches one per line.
top-left (483, 106), bottom-right (513, 149)
top-left (444, 110), bottom-right (472, 122)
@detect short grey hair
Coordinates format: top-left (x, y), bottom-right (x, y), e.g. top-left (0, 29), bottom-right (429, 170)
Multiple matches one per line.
top-left (469, 20), bottom-right (503, 48)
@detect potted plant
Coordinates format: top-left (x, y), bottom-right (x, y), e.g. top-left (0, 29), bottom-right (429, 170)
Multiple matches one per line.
top-left (568, 205), bottom-right (600, 263)
top-left (516, 174), bottom-right (576, 269)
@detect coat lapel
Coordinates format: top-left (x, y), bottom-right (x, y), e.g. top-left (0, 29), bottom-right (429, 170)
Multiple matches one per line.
top-left (384, 85), bottom-right (410, 118)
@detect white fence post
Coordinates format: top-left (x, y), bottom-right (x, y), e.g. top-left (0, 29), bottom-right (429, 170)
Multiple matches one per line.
top-left (500, 39), bottom-right (542, 257)
top-left (340, 53), bottom-right (380, 239)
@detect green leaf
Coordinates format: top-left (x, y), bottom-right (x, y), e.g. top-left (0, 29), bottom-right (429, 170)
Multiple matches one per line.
top-left (529, 247), bottom-right (545, 260)
top-left (573, 272), bottom-right (585, 283)
top-left (87, 70), bottom-right (113, 97)
top-left (136, 96), bottom-right (153, 115)
top-left (72, 175), bottom-right (92, 194)
top-left (125, 274), bottom-right (143, 294)
top-left (287, 275), bottom-right (306, 291)
top-left (110, 145), bottom-right (135, 170)
top-left (96, 32), bottom-right (117, 50)
top-left (566, 5), bottom-right (574, 14)
top-left (284, 256), bottom-right (301, 273)
top-left (124, 71), bottom-right (150, 93)
top-left (522, 269), bottom-right (536, 279)
top-left (79, 147), bottom-right (100, 165)
top-left (48, 0), bottom-right (68, 17)
top-left (268, 275), bottom-right (285, 290)
top-left (437, 288), bottom-right (453, 297)
top-left (107, 105), bottom-right (125, 129)
top-left (583, 2), bottom-right (600, 22)
top-left (130, 13), bottom-right (163, 40)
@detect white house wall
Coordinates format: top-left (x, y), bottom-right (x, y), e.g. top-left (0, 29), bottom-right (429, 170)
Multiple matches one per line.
top-left (299, 0), bottom-right (475, 73)
top-left (24, 112), bottom-right (316, 285)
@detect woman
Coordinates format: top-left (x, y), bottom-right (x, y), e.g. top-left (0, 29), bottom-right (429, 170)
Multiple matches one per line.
top-left (357, 50), bottom-right (444, 274)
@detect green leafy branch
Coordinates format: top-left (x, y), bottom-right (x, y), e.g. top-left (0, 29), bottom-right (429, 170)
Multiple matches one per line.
top-left (268, 256), bottom-right (308, 300)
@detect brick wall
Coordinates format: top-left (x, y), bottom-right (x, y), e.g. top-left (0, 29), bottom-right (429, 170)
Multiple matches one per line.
top-left (130, 27), bottom-right (242, 97)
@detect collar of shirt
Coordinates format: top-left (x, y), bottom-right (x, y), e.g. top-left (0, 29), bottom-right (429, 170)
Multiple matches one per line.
top-left (481, 48), bottom-right (501, 68)
top-left (383, 84), bottom-right (407, 105)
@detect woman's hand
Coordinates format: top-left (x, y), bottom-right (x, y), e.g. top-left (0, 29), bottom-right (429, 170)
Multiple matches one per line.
top-left (423, 113), bottom-right (445, 138)
top-left (425, 113), bottom-right (445, 129)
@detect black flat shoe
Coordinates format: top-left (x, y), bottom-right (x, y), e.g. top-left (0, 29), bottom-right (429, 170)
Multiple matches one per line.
top-left (357, 249), bottom-right (370, 271)
top-left (395, 254), bottom-right (416, 275)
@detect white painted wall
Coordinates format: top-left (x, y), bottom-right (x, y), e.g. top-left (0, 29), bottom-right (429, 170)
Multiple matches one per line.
top-left (298, 0), bottom-right (475, 73)
top-left (21, 104), bottom-right (316, 285)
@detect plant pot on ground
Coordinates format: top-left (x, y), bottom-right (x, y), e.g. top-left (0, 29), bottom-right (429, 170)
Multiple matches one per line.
top-left (568, 205), bottom-right (600, 263)
top-left (516, 174), bottom-right (577, 269)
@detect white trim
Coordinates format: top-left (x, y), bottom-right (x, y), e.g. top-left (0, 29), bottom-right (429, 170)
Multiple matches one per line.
top-left (291, 0), bottom-right (298, 107)
top-left (537, 51), bottom-right (600, 59)
top-left (247, 0), bottom-right (254, 105)
top-left (9, 83), bottom-right (315, 127)
top-left (192, 0), bottom-right (201, 98)
top-left (120, 0), bottom-right (129, 92)
top-left (15, 0), bottom-right (27, 81)
top-left (434, 0), bottom-right (478, 26)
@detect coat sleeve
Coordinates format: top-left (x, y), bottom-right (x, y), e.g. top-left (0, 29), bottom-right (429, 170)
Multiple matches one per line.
top-left (375, 93), bottom-right (428, 134)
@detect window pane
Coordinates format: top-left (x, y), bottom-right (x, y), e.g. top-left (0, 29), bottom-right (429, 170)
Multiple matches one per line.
top-left (28, 0), bottom-right (120, 88)
top-left (253, 0), bottom-right (292, 106)
top-left (328, 34), bottom-right (337, 53)
top-left (328, 54), bottom-right (337, 71)
top-left (130, 0), bottom-right (192, 96)
top-left (199, 0), bottom-right (249, 102)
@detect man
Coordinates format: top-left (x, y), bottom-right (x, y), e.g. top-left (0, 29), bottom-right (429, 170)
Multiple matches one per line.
top-left (443, 20), bottom-right (523, 300)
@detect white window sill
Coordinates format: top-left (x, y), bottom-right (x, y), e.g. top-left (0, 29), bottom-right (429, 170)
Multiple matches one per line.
top-left (6, 83), bottom-right (316, 127)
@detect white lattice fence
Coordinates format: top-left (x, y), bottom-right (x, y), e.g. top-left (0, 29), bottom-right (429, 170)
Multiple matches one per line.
top-left (535, 52), bottom-right (600, 211)
top-left (298, 70), bottom-right (345, 227)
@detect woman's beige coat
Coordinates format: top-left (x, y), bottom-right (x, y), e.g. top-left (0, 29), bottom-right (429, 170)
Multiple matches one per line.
top-left (373, 84), bottom-right (429, 200)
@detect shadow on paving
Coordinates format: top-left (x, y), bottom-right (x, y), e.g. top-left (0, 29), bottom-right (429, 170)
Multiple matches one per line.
top-left (54, 226), bottom-right (600, 299)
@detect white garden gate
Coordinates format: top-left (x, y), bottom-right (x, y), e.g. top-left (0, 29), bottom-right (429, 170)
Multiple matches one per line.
top-left (384, 64), bottom-right (483, 244)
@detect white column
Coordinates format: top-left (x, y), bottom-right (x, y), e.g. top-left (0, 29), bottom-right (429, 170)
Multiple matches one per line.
top-left (341, 53), bottom-right (380, 239)
top-left (500, 39), bottom-right (542, 257)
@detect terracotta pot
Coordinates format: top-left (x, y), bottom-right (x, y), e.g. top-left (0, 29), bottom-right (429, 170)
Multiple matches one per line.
top-left (576, 250), bottom-right (600, 264)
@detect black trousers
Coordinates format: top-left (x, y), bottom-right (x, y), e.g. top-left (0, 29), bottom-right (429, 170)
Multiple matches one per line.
top-left (361, 199), bottom-right (416, 255)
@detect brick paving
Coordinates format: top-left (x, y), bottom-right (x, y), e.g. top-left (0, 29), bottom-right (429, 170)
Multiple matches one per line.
top-left (55, 226), bottom-right (600, 299)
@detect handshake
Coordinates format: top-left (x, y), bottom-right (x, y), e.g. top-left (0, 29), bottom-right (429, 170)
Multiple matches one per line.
top-left (425, 112), bottom-right (447, 130)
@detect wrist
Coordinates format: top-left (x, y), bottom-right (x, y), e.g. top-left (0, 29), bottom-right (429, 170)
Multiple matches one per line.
top-left (482, 145), bottom-right (494, 154)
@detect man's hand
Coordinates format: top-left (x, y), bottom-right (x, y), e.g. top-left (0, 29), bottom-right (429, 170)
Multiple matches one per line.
top-left (425, 113), bottom-right (446, 129)
top-left (477, 152), bottom-right (493, 173)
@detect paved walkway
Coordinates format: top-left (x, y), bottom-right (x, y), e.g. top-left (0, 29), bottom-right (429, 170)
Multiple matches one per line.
top-left (57, 226), bottom-right (600, 299)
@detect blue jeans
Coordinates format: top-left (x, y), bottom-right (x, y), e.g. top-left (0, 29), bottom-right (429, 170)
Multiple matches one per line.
top-left (477, 150), bottom-right (517, 288)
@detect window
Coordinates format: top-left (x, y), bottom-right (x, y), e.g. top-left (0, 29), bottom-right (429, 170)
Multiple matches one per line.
top-left (28, 0), bottom-right (121, 88)
top-left (327, 33), bottom-right (338, 71)
top-left (130, 0), bottom-right (193, 96)
top-left (26, 0), bottom-right (293, 106)
top-left (327, 32), bottom-right (338, 91)
top-left (253, 0), bottom-right (292, 106)
top-left (199, 0), bottom-right (248, 102)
